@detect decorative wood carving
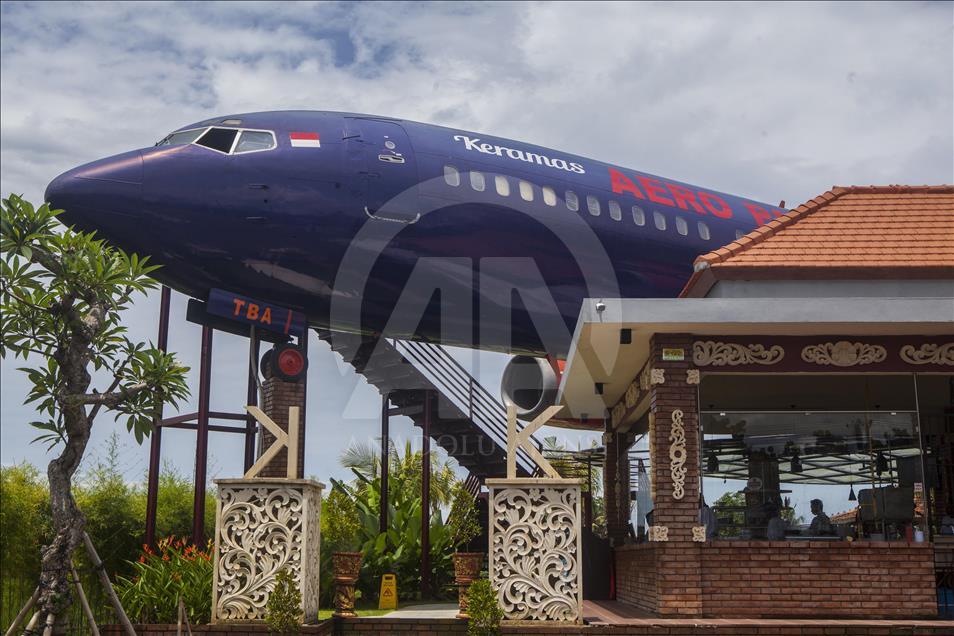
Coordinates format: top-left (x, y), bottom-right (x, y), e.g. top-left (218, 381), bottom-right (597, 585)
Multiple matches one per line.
top-left (668, 409), bottom-right (687, 500)
top-left (900, 343), bottom-right (954, 366)
top-left (693, 341), bottom-right (784, 366)
top-left (686, 369), bottom-right (700, 385)
top-left (647, 525), bottom-right (669, 542)
top-left (213, 479), bottom-right (322, 623)
top-left (639, 364), bottom-right (651, 390)
top-left (650, 368), bottom-right (665, 385)
top-left (801, 341), bottom-right (887, 367)
top-left (692, 526), bottom-right (707, 542)
top-left (489, 481), bottom-right (582, 622)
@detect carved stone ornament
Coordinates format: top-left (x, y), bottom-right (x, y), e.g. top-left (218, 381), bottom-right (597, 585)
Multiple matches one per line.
top-left (668, 409), bottom-right (687, 500)
top-left (488, 480), bottom-right (582, 623)
top-left (648, 525), bottom-right (669, 542)
top-left (692, 526), bottom-right (707, 542)
top-left (693, 341), bottom-right (784, 366)
top-left (611, 401), bottom-right (626, 427)
top-left (650, 368), bottom-right (665, 385)
top-left (900, 343), bottom-right (954, 366)
top-left (213, 479), bottom-right (323, 623)
top-left (625, 381), bottom-right (640, 407)
top-left (686, 369), bottom-right (700, 385)
top-left (639, 364), bottom-right (651, 391)
top-left (801, 341), bottom-right (887, 367)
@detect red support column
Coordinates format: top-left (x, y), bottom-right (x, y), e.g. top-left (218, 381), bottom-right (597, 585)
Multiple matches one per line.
top-left (243, 329), bottom-right (260, 473)
top-left (192, 325), bottom-right (213, 545)
top-left (144, 285), bottom-right (171, 546)
top-left (421, 391), bottom-right (431, 599)
top-left (380, 392), bottom-right (390, 534)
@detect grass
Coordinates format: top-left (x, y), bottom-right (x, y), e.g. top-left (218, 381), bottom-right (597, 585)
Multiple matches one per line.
top-left (316, 606), bottom-right (395, 620)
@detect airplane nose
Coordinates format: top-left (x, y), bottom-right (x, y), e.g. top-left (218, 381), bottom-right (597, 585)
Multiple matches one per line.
top-left (45, 150), bottom-right (144, 234)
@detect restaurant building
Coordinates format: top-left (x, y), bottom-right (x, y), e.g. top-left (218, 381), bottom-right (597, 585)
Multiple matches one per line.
top-left (557, 185), bottom-right (954, 618)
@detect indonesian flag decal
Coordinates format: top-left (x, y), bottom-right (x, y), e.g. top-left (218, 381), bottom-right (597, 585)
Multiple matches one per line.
top-left (290, 132), bottom-right (320, 148)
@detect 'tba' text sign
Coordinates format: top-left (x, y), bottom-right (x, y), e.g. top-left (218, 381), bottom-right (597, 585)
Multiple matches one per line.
top-left (207, 288), bottom-right (306, 338)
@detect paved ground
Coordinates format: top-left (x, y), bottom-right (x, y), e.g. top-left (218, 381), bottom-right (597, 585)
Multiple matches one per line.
top-left (381, 602), bottom-right (459, 619)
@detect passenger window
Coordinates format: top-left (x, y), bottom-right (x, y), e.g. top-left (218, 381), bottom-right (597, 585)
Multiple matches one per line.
top-left (586, 195), bottom-right (601, 216)
top-left (632, 206), bottom-right (646, 226)
top-left (608, 200), bottom-right (622, 221)
top-left (519, 180), bottom-right (534, 202)
top-left (195, 127), bottom-right (238, 153)
top-left (444, 165), bottom-right (461, 187)
top-left (495, 175), bottom-right (510, 197)
top-left (234, 131), bottom-right (275, 153)
top-left (676, 216), bottom-right (688, 236)
top-left (654, 211), bottom-right (667, 231)
top-left (542, 186), bottom-right (557, 206)
top-left (470, 171), bottom-right (486, 192)
top-left (698, 221), bottom-right (711, 240)
top-left (566, 191), bottom-right (579, 211)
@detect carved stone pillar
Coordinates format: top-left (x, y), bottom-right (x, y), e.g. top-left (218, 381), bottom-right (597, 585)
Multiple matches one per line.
top-left (212, 478), bottom-right (323, 623)
top-left (486, 478), bottom-right (583, 623)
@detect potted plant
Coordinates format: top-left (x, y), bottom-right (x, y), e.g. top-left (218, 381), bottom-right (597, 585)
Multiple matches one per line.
top-left (324, 487), bottom-right (363, 618)
top-left (447, 482), bottom-right (484, 618)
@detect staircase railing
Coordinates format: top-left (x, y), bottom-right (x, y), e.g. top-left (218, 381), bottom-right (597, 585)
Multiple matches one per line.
top-left (390, 338), bottom-right (540, 477)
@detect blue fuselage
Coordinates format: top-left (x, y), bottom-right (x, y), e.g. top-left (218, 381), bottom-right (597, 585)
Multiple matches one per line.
top-left (45, 111), bottom-right (784, 355)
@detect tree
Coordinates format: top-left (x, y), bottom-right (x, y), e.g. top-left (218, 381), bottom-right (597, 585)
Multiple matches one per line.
top-left (0, 195), bottom-right (189, 633)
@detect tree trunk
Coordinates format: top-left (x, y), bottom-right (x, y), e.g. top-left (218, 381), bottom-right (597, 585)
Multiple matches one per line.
top-left (33, 419), bottom-right (91, 635)
top-left (34, 326), bottom-right (96, 635)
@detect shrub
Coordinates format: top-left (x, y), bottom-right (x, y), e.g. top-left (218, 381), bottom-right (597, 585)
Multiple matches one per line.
top-left (115, 536), bottom-right (213, 624)
top-left (467, 578), bottom-right (502, 636)
top-left (265, 568), bottom-right (302, 635)
top-left (447, 482), bottom-right (481, 550)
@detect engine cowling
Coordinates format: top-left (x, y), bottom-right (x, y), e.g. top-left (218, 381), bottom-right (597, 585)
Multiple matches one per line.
top-left (500, 355), bottom-right (560, 421)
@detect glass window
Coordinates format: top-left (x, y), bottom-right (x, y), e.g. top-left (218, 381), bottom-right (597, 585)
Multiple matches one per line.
top-left (632, 206), bottom-right (646, 226)
top-left (608, 200), bottom-right (622, 221)
top-left (698, 221), bottom-right (711, 240)
top-left (495, 175), bottom-right (510, 197)
top-left (542, 186), bottom-right (557, 206)
top-left (195, 127), bottom-right (238, 153)
top-left (444, 165), bottom-right (461, 187)
top-left (699, 375), bottom-right (923, 543)
top-left (519, 180), bottom-right (534, 202)
top-left (566, 190), bottom-right (579, 211)
top-left (676, 216), bottom-right (688, 236)
top-left (234, 130), bottom-right (276, 153)
top-left (470, 171), bottom-right (486, 192)
top-left (653, 211), bottom-right (667, 231)
top-left (586, 195), bottom-right (601, 216)
top-left (158, 128), bottom-right (206, 147)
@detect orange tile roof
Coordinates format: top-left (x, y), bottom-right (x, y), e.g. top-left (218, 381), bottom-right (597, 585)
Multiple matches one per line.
top-left (680, 185), bottom-right (954, 297)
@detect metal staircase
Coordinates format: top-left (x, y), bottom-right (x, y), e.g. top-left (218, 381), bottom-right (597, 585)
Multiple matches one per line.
top-left (315, 330), bottom-right (540, 480)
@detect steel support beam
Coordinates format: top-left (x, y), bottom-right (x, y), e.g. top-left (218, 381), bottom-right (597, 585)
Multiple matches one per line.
top-left (144, 285), bottom-right (171, 546)
top-left (192, 325), bottom-right (213, 545)
top-left (244, 327), bottom-right (260, 473)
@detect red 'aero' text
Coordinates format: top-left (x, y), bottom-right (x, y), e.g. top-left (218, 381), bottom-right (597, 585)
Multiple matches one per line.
top-left (608, 167), bottom-right (784, 226)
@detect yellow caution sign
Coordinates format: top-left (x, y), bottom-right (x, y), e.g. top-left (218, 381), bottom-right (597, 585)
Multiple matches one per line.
top-left (378, 573), bottom-right (398, 610)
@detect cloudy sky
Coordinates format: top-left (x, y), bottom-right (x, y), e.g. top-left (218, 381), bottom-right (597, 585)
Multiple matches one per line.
top-left (1, 2), bottom-right (952, 502)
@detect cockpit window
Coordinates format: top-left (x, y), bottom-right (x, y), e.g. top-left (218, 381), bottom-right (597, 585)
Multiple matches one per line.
top-left (234, 130), bottom-right (276, 153)
top-left (156, 128), bottom-right (206, 146)
top-left (195, 127), bottom-right (239, 153)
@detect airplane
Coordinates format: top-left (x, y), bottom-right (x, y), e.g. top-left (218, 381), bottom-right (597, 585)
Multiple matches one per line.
top-left (44, 110), bottom-right (786, 418)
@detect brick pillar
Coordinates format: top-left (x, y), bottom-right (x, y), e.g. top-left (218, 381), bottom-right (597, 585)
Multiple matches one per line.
top-left (647, 333), bottom-right (702, 616)
top-left (259, 366), bottom-right (306, 478)
top-left (604, 428), bottom-right (633, 546)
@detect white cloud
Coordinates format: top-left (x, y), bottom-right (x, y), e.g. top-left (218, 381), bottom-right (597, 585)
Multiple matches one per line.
top-left (1, 1), bottom-right (950, 484)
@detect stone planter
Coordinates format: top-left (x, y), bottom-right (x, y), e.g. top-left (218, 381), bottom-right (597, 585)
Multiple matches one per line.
top-left (453, 552), bottom-right (485, 619)
top-left (332, 551), bottom-right (363, 618)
